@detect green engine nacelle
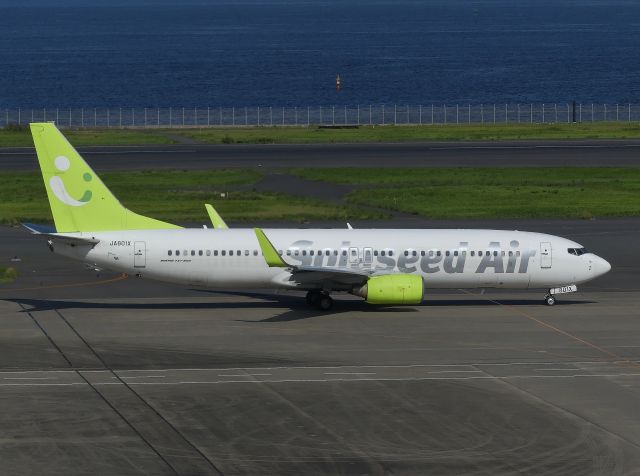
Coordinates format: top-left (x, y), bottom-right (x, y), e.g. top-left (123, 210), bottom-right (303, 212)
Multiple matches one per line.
top-left (353, 274), bottom-right (424, 305)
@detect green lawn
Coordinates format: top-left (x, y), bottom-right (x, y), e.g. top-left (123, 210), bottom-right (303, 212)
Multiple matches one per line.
top-left (0, 267), bottom-right (18, 284)
top-left (290, 167), bottom-right (640, 219)
top-left (3, 122), bottom-right (640, 147)
top-left (0, 127), bottom-right (175, 147)
top-left (0, 170), bottom-right (382, 224)
top-left (173, 122), bottom-right (640, 144)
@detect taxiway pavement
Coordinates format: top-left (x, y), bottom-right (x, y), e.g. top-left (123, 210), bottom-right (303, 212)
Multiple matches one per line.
top-left (1, 218), bottom-right (640, 475)
top-left (3, 139), bottom-right (640, 171)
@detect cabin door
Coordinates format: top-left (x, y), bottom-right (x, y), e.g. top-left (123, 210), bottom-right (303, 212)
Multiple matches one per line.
top-left (540, 242), bottom-right (552, 268)
top-left (134, 241), bottom-right (146, 268)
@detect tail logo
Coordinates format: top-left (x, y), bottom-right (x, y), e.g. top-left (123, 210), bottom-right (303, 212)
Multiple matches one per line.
top-left (49, 155), bottom-right (93, 207)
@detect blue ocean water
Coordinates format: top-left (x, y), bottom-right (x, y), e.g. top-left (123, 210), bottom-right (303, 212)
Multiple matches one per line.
top-left (1, 0), bottom-right (640, 107)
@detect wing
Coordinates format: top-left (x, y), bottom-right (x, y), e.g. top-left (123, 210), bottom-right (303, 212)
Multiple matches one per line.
top-left (254, 228), bottom-right (375, 288)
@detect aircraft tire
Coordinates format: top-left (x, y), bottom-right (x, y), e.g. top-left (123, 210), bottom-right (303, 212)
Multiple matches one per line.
top-left (318, 295), bottom-right (333, 311)
top-left (545, 294), bottom-right (556, 306)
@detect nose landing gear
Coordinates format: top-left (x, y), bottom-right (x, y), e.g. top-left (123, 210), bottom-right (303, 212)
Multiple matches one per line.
top-left (544, 293), bottom-right (556, 306)
top-left (306, 290), bottom-right (334, 310)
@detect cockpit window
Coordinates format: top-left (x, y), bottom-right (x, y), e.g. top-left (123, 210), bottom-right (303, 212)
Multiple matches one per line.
top-left (567, 247), bottom-right (588, 256)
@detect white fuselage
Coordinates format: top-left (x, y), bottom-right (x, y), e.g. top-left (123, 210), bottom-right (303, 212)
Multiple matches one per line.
top-left (51, 228), bottom-right (611, 292)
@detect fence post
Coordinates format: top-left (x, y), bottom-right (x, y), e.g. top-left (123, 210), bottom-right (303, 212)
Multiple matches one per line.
top-left (245, 107), bottom-right (248, 126)
top-left (144, 107), bottom-right (147, 127)
top-left (419, 105), bottom-right (422, 125)
top-left (468, 104), bottom-right (471, 123)
top-left (505, 104), bottom-right (508, 123)
top-left (369, 105), bottom-right (372, 125)
top-left (394, 104), bottom-right (397, 125)
top-left (554, 103), bottom-right (557, 123)
top-left (382, 104), bottom-right (385, 125)
top-left (182, 107), bottom-right (185, 126)
top-left (282, 107), bottom-right (284, 126)
top-left (530, 104), bottom-right (532, 123)
top-left (616, 104), bottom-right (619, 121)
top-left (432, 104), bottom-right (434, 124)
top-left (131, 108), bottom-right (134, 127)
top-left (493, 104), bottom-right (496, 123)
top-left (17, 108), bottom-right (20, 125)
top-left (407, 105), bottom-right (410, 124)
top-left (207, 107), bottom-right (210, 126)
top-left (295, 106), bottom-right (297, 125)
top-left (542, 104), bottom-right (545, 123)
top-left (169, 107), bottom-right (172, 126)
top-left (332, 105), bottom-right (335, 125)
top-left (604, 104), bottom-right (607, 121)
top-left (157, 108), bottom-right (160, 127)
top-left (357, 104), bottom-right (360, 125)
top-left (307, 106), bottom-right (310, 126)
top-left (70, 108), bottom-right (73, 127)
top-left (94, 108), bottom-right (97, 127)
top-left (233, 107), bottom-right (235, 126)
top-left (517, 104), bottom-right (520, 123)
top-left (270, 106), bottom-right (272, 126)
top-left (119, 107), bottom-right (122, 128)
top-left (480, 104), bottom-right (483, 123)
top-left (219, 107), bottom-right (222, 125)
top-left (444, 105), bottom-right (447, 124)
top-left (344, 105), bottom-right (347, 124)
top-left (591, 103), bottom-right (594, 122)
top-left (195, 107), bottom-right (197, 126)
top-left (258, 107), bottom-right (260, 126)
top-left (107, 108), bottom-right (110, 127)
top-left (629, 103), bottom-right (632, 122)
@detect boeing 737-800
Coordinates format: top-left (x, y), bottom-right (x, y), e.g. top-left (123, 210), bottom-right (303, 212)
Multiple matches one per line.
top-left (24, 123), bottom-right (611, 310)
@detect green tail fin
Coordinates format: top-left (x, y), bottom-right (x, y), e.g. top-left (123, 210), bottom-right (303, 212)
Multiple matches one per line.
top-left (30, 122), bottom-right (181, 232)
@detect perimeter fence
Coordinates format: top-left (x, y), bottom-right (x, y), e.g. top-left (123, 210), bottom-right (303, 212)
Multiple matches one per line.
top-left (2, 103), bottom-right (640, 128)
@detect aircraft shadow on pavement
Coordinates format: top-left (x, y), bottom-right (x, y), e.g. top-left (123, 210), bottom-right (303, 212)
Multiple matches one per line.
top-left (7, 293), bottom-right (594, 323)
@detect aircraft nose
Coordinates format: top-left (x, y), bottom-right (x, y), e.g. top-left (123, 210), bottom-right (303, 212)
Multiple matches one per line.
top-left (592, 255), bottom-right (611, 277)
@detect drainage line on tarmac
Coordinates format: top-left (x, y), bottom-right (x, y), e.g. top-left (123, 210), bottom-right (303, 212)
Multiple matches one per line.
top-left (17, 303), bottom-right (181, 476)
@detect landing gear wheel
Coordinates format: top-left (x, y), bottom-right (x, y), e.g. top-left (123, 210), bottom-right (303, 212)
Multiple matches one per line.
top-left (317, 294), bottom-right (333, 311)
top-left (306, 290), bottom-right (321, 306)
top-left (544, 294), bottom-right (556, 306)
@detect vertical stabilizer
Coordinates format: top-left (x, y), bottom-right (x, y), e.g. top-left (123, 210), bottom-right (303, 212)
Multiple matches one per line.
top-left (30, 122), bottom-right (180, 232)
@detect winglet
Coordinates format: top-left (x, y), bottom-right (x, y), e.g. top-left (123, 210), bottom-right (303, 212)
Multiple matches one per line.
top-left (254, 228), bottom-right (289, 267)
top-left (205, 203), bottom-right (228, 229)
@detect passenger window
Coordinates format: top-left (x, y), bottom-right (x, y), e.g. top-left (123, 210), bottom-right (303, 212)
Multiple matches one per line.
top-left (446, 251), bottom-right (450, 257)
top-left (374, 250), bottom-right (378, 256)
top-left (326, 250), bottom-right (330, 256)
top-left (168, 250), bottom-right (172, 256)
top-left (310, 250), bottom-right (314, 256)
top-left (183, 250), bottom-right (187, 256)
top-left (222, 250), bottom-right (226, 256)
top-left (254, 250), bottom-right (259, 256)
top-left (421, 251), bottom-right (425, 256)
top-left (501, 251), bottom-right (505, 256)
top-left (334, 250), bottom-right (338, 256)
top-left (302, 250), bottom-right (306, 256)
top-left (389, 250), bottom-right (394, 257)
top-left (294, 250), bottom-right (299, 256)
top-left (429, 250), bottom-right (434, 257)
top-left (470, 251), bottom-right (475, 256)
top-left (245, 250), bottom-right (249, 256)
top-left (286, 250), bottom-right (291, 256)
top-left (508, 251), bottom-right (513, 257)
top-left (190, 250), bottom-right (195, 256)
top-left (176, 250), bottom-right (180, 256)
top-left (214, 250), bottom-right (218, 256)
top-left (229, 250), bottom-right (234, 256)
top-left (342, 250), bottom-right (347, 256)
top-left (381, 250), bottom-right (386, 257)
top-left (493, 251), bottom-right (498, 256)
top-left (199, 250), bottom-right (203, 256)
top-left (404, 250), bottom-right (409, 256)
top-left (454, 251), bottom-right (458, 257)
top-left (436, 251), bottom-right (441, 257)
top-left (237, 250), bottom-right (240, 255)
top-left (206, 250), bottom-right (211, 256)
top-left (516, 251), bottom-right (520, 256)
top-left (412, 251), bottom-right (417, 257)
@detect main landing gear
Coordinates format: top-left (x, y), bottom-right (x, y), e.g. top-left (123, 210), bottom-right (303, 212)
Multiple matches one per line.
top-left (306, 290), bottom-right (333, 311)
top-left (544, 293), bottom-right (556, 306)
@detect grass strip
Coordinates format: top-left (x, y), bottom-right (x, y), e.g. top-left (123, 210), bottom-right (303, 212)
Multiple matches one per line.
top-left (0, 267), bottom-right (18, 284)
top-left (0, 170), bottom-right (383, 224)
top-left (290, 167), bottom-right (640, 219)
top-left (173, 122), bottom-right (640, 144)
top-left (3, 122), bottom-right (640, 147)
top-left (0, 126), bottom-right (175, 147)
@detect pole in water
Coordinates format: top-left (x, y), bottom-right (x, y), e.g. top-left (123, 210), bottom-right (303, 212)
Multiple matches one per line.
top-left (336, 74), bottom-right (342, 91)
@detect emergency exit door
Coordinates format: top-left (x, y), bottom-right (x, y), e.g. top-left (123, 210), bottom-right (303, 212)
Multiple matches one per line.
top-left (540, 242), bottom-right (552, 268)
top-left (134, 241), bottom-right (146, 268)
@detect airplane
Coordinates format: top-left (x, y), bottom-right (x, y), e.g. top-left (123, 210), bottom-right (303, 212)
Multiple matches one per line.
top-left (23, 122), bottom-right (611, 310)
